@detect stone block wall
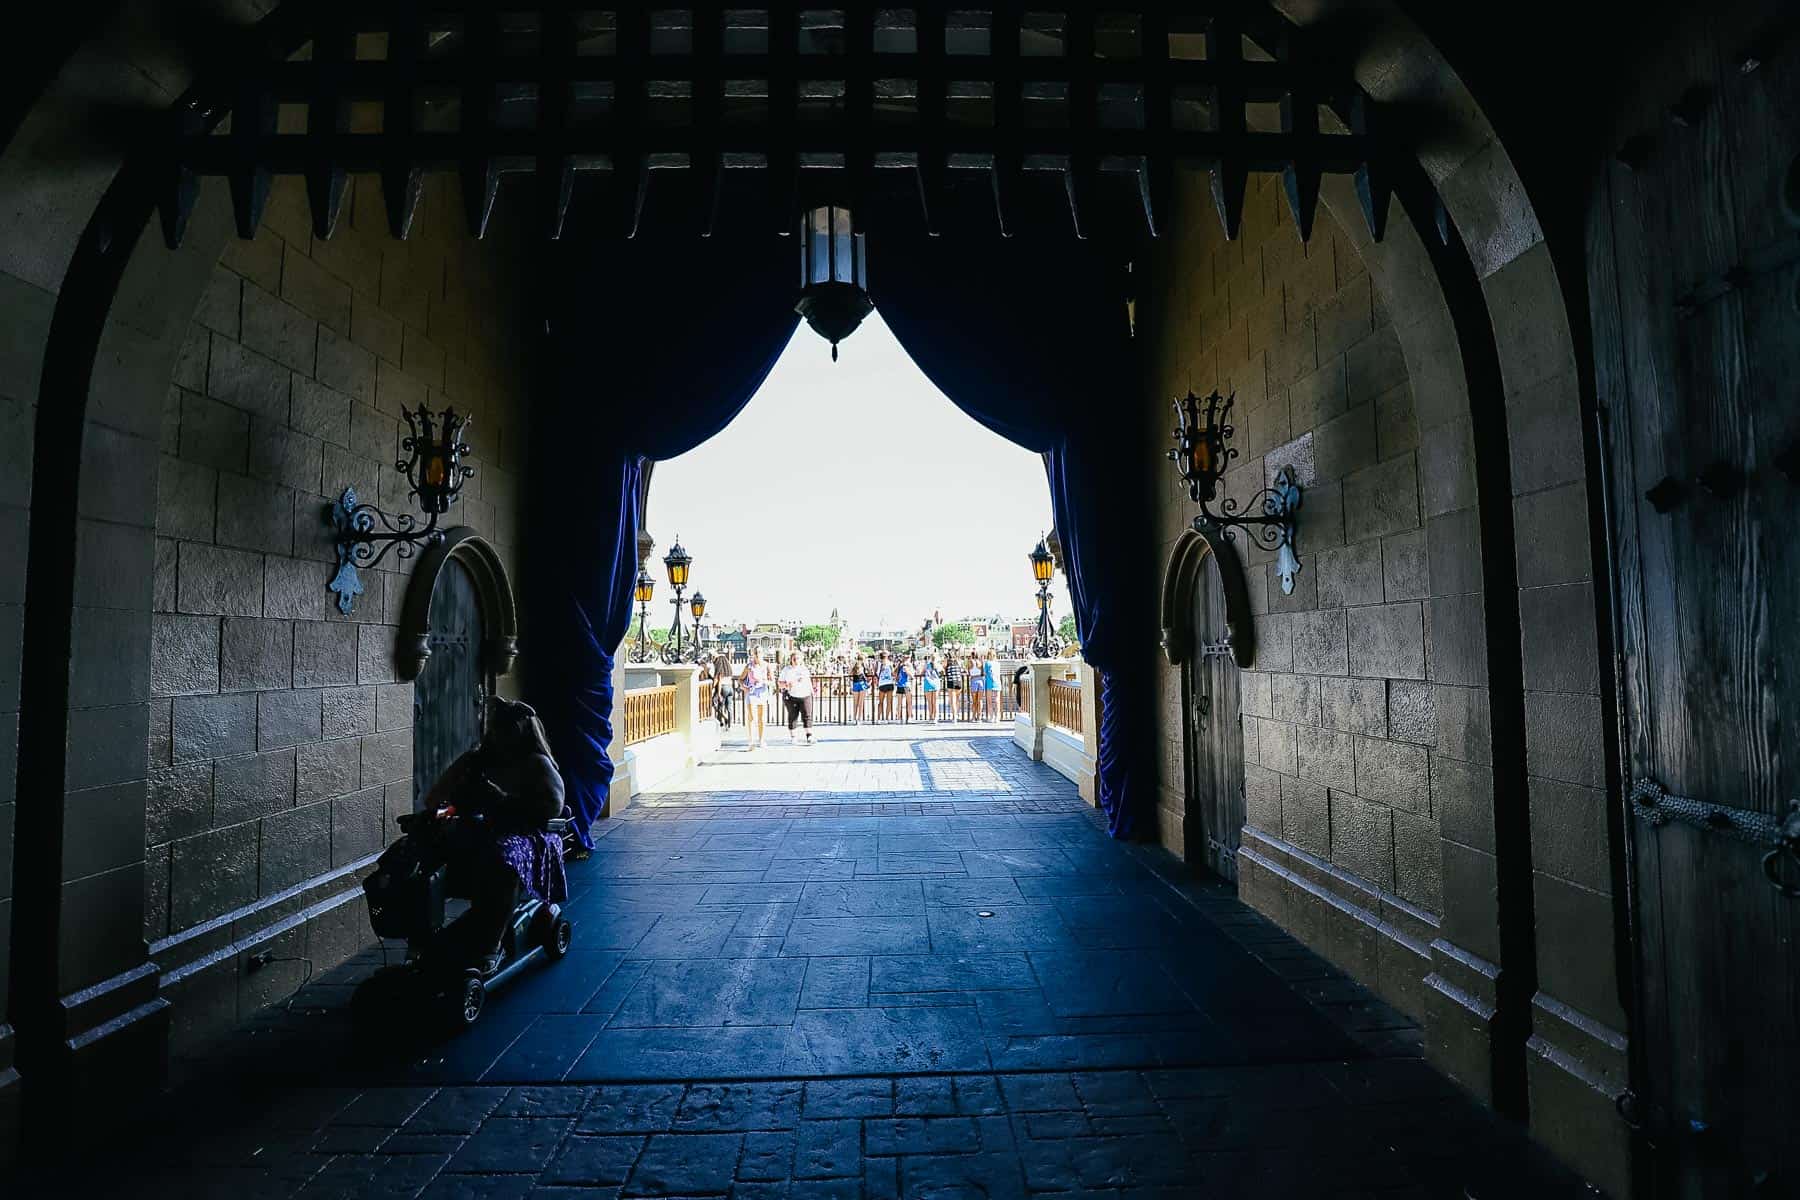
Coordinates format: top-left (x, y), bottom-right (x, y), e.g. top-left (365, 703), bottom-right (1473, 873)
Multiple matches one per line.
top-left (1141, 172), bottom-right (1455, 1019)
top-left (146, 173), bottom-right (528, 1058)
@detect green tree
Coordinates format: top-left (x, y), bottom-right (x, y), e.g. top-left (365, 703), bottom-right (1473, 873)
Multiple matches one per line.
top-left (796, 624), bottom-right (837, 652)
top-left (934, 621), bottom-right (974, 646)
top-left (1057, 614), bottom-right (1078, 642)
top-left (626, 617), bottom-right (668, 646)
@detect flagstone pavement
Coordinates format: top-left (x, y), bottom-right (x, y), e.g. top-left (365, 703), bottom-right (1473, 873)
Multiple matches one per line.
top-left (12, 725), bottom-right (1594, 1198)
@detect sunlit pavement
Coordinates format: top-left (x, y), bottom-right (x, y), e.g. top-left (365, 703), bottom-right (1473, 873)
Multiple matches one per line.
top-left (17, 727), bottom-right (1589, 1197)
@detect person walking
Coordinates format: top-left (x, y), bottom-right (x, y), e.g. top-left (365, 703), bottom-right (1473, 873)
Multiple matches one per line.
top-left (779, 651), bottom-right (816, 744)
top-left (740, 647), bottom-right (772, 750)
top-left (875, 651), bottom-right (896, 722)
top-left (850, 652), bottom-right (870, 724)
top-left (710, 650), bottom-right (735, 729)
top-left (943, 648), bottom-right (966, 720)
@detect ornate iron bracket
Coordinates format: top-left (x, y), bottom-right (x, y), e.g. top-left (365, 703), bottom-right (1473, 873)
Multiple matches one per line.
top-left (1194, 466), bottom-right (1305, 595)
top-left (1630, 777), bottom-right (1800, 897)
top-left (329, 486), bottom-right (445, 615)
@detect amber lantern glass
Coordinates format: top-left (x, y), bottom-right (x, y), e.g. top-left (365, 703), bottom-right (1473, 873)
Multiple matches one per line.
top-left (1029, 536), bottom-right (1055, 584)
top-left (663, 537), bottom-right (692, 588)
top-left (690, 592), bottom-right (707, 619)
top-left (633, 567), bottom-right (655, 605)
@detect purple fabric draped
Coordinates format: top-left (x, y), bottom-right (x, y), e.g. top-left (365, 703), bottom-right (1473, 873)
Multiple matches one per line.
top-left (527, 231), bottom-right (1154, 842)
top-left (527, 236), bottom-right (801, 847)
top-left (872, 236), bottom-right (1155, 838)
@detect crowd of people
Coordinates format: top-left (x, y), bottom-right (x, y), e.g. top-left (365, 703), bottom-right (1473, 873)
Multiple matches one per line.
top-left (701, 646), bottom-right (1010, 751)
top-left (845, 648), bottom-right (1005, 725)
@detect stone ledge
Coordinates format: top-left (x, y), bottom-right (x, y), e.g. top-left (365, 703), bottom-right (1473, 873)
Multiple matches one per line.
top-left (1237, 828), bottom-right (1434, 1021)
top-left (150, 851), bottom-right (381, 980)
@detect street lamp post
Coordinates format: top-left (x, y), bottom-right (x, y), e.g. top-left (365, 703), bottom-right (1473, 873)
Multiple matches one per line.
top-left (629, 567), bottom-right (657, 663)
top-left (659, 537), bottom-right (693, 664)
top-left (1029, 535), bottom-right (1063, 659)
top-left (688, 591), bottom-right (708, 663)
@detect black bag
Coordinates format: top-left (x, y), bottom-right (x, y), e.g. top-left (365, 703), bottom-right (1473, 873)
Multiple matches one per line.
top-left (364, 833), bottom-right (447, 940)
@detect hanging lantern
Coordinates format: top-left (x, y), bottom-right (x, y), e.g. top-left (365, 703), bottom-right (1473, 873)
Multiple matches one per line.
top-left (634, 567), bottom-right (655, 605)
top-left (796, 205), bottom-right (872, 360)
top-left (690, 591), bottom-right (707, 619)
top-left (1029, 536), bottom-right (1056, 584)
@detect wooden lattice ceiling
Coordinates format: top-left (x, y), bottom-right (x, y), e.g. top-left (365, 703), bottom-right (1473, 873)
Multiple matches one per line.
top-left (158, 2), bottom-right (1397, 248)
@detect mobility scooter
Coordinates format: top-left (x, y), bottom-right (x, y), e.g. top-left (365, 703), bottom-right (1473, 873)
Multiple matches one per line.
top-left (353, 803), bottom-right (575, 1034)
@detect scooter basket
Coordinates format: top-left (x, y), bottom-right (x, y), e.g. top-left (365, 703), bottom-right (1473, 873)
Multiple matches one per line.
top-left (363, 836), bottom-right (447, 941)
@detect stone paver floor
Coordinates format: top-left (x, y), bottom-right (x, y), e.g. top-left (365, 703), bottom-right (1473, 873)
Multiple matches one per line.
top-left (14, 725), bottom-right (1592, 1197)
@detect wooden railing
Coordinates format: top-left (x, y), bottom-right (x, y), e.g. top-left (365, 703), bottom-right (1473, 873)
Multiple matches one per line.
top-left (696, 677), bottom-right (715, 721)
top-left (1047, 677), bottom-right (1082, 736)
top-left (622, 684), bottom-right (677, 746)
top-left (1017, 673), bottom-right (1032, 719)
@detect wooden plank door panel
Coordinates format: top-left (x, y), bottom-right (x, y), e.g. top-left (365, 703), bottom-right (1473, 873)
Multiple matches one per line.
top-left (413, 558), bottom-right (487, 809)
top-left (1591, 13), bottom-right (1800, 1194)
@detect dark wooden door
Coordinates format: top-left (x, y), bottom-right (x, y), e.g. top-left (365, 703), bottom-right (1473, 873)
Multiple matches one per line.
top-left (1184, 548), bottom-right (1244, 882)
top-left (1588, 24), bottom-right (1800, 1195)
top-left (413, 558), bottom-right (488, 810)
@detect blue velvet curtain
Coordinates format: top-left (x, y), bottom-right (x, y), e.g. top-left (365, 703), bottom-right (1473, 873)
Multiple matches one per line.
top-left (529, 233), bottom-right (1153, 843)
top-left (872, 236), bottom-right (1154, 838)
top-left (527, 236), bottom-right (800, 846)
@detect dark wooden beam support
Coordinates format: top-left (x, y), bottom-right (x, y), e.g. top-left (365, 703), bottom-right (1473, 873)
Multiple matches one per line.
top-left (256, 49), bottom-right (1305, 97)
top-left (1138, 6), bottom-right (1172, 238)
top-left (381, 1), bottom-right (424, 239)
top-left (989, 0), bottom-right (1022, 236)
top-left (305, 5), bottom-right (353, 240)
top-left (227, 77), bottom-right (274, 239)
top-left (1208, 13), bottom-right (1246, 240)
top-left (612, 4), bottom-right (649, 238)
top-left (767, 4), bottom-right (797, 234)
top-left (916, 2), bottom-right (948, 235)
top-left (1277, 33), bottom-right (1319, 242)
top-left (845, 3), bottom-right (874, 228)
top-left (539, 5), bottom-right (576, 239)
top-left (158, 104), bottom-right (204, 249)
top-left (459, 3), bottom-right (500, 237)
top-left (693, 2), bottom-right (724, 235)
top-left (1347, 94), bottom-right (1389, 243)
top-left (1064, 5), bottom-right (1099, 240)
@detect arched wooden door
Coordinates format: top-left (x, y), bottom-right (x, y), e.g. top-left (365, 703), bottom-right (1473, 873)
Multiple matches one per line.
top-left (412, 557), bottom-right (488, 809)
top-left (1182, 548), bottom-right (1245, 882)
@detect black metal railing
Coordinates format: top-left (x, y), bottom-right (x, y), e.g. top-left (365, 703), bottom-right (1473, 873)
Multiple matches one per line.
top-left (702, 669), bottom-right (1024, 729)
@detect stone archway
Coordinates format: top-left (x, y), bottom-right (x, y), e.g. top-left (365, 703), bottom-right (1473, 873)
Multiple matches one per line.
top-left (0, 1), bottom-right (1625, 1186)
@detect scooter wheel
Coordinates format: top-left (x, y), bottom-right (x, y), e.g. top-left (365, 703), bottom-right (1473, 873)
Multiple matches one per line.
top-left (449, 971), bottom-right (485, 1028)
top-left (543, 916), bottom-right (574, 961)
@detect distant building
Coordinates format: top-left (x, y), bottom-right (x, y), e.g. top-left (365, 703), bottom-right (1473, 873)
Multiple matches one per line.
top-left (1010, 621), bottom-right (1037, 655)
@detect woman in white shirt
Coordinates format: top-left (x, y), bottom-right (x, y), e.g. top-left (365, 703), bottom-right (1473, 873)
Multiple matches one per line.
top-left (740, 648), bottom-right (772, 750)
top-left (779, 651), bottom-right (815, 744)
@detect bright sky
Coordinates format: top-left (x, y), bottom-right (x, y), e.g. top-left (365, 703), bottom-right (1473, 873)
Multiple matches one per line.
top-left (647, 311), bottom-right (1071, 638)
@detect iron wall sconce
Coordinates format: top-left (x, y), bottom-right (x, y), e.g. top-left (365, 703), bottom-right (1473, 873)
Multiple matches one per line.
top-left (1168, 389), bottom-right (1305, 594)
top-left (329, 404), bottom-right (474, 614)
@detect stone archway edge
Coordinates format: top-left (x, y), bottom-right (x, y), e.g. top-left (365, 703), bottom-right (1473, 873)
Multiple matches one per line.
top-left (396, 526), bottom-right (520, 683)
top-left (1158, 528), bottom-right (1256, 670)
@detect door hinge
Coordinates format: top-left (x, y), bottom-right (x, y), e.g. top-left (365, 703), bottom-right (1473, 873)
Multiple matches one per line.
top-left (1631, 777), bottom-right (1800, 897)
